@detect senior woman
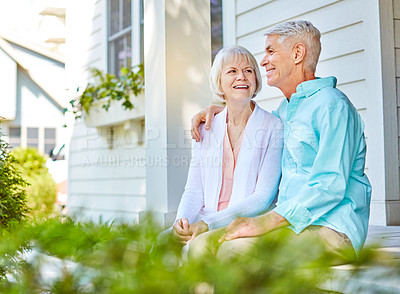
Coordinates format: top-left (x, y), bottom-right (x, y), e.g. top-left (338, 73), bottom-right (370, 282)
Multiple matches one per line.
top-left (172, 45), bottom-right (283, 245)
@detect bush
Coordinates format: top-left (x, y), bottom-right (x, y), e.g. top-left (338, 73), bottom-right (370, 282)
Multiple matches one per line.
top-left (0, 216), bottom-right (341, 293)
top-left (1, 215), bottom-right (396, 293)
top-left (0, 125), bottom-right (29, 229)
top-left (10, 147), bottom-right (57, 217)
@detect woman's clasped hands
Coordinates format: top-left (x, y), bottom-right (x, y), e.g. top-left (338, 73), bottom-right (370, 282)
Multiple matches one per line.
top-left (172, 218), bottom-right (209, 245)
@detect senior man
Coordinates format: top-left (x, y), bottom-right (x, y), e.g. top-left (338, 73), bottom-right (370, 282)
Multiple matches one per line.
top-left (189, 20), bottom-right (371, 261)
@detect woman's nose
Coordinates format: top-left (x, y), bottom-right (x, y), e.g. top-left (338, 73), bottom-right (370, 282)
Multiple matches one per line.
top-left (236, 70), bottom-right (246, 80)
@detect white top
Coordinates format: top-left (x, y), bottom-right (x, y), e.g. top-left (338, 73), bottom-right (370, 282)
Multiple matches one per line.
top-left (175, 103), bottom-right (284, 230)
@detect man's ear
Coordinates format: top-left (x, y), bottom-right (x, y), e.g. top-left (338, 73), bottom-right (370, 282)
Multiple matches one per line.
top-left (292, 43), bottom-right (306, 65)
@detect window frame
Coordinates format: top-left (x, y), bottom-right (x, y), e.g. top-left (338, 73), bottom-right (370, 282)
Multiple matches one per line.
top-left (107, 0), bottom-right (143, 76)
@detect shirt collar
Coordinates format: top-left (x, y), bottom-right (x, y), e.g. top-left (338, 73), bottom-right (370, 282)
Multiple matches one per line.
top-left (293, 76), bottom-right (337, 99)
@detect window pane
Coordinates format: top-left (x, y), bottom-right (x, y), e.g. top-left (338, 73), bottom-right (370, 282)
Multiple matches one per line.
top-left (45, 128), bottom-right (56, 139)
top-left (44, 128), bottom-right (57, 155)
top-left (8, 127), bottom-right (21, 148)
top-left (113, 37), bottom-right (124, 76)
top-left (27, 128), bottom-right (38, 139)
top-left (126, 33), bottom-right (132, 69)
top-left (140, 0), bottom-right (144, 63)
top-left (211, 0), bottom-right (223, 61)
top-left (27, 128), bottom-right (39, 149)
top-left (123, 0), bottom-right (131, 29)
top-left (108, 0), bottom-right (134, 74)
top-left (9, 127), bottom-right (21, 138)
top-left (109, 0), bottom-right (120, 36)
top-left (27, 142), bottom-right (39, 149)
top-left (9, 139), bottom-right (21, 148)
top-left (45, 143), bottom-right (56, 155)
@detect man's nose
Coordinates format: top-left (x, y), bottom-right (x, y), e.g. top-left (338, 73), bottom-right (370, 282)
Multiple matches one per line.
top-left (260, 55), bottom-right (268, 67)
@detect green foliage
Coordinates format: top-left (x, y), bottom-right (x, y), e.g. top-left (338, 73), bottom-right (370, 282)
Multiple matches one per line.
top-left (0, 125), bottom-right (29, 229)
top-left (0, 215), bottom-right (397, 293)
top-left (69, 64), bottom-right (144, 118)
top-left (10, 147), bottom-right (57, 217)
top-left (0, 216), bottom-right (345, 293)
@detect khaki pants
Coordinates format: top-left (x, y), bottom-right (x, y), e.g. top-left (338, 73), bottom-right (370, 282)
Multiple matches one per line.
top-left (189, 225), bottom-right (356, 265)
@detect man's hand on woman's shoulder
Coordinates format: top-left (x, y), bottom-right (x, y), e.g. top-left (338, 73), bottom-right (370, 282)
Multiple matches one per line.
top-left (190, 105), bottom-right (224, 142)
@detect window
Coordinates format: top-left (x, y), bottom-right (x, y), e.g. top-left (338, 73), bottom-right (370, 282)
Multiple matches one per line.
top-left (8, 127), bottom-right (21, 148)
top-left (211, 0), bottom-right (223, 61)
top-left (108, 0), bottom-right (132, 77)
top-left (44, 128), bottom-right (57, 155)
top-left (27, 127), bottom-right (39, 149)
top-left (108, 0), bottom-right (143, 77)
top-left (108, 0), bottom-right (132, 76)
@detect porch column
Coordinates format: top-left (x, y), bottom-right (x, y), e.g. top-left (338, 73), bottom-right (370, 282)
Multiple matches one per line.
top-left (144, 0), bottom-right (212, 227)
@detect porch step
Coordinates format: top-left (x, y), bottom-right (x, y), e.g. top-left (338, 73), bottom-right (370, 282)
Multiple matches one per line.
top-left (322, 226), bottom-right (400, 293)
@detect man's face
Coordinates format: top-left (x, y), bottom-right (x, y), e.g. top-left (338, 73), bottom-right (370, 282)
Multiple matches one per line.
top-left (260, 35), bottom-right (294, 91)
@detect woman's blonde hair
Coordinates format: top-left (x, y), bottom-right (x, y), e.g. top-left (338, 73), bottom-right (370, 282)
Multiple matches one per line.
top-left (209, 45), bottom-right (262, 99)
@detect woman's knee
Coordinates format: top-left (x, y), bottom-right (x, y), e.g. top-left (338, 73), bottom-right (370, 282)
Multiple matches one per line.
top-left (188, 228), bottom-right (225, 260)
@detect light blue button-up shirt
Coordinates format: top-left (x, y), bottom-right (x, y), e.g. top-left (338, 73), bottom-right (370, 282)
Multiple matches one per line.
top-left (273, 76), bottom-right (371, 253)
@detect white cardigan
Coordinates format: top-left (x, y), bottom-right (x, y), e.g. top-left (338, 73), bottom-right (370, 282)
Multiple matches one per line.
top-left (175, 103), bottom-right (283, 230)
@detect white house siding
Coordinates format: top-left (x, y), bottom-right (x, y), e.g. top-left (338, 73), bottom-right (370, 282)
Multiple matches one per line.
top-left (68, 120), bottom-right (146, 222)
top-left (7, 42), bottom-right (66, 106)
top-left (0, 46), bottom-right (17, 120)
top-left (394, 0), bottom-right (400, 221)
top-left (17, 70), bottom-right (65, 128)
top-left (65, 0), bottom-right (107, 87)
top-left (223, 0), bottom-right (394, 225)
top-left (397, 0), bottom-right (400, 165)
top-left (66, 0), bottom-right (146, 222)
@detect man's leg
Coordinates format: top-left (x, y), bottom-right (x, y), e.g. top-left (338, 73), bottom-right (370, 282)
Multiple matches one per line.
top-left (216, 228), bottom-right (295, 262)
top-left (216, 226), bottom-right (355, 265)
top-left (302, 226), bottom-right (356, 264)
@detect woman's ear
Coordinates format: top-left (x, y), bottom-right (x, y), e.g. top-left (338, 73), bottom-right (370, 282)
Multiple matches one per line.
top-left (293, 43), bottom-right (306, 65)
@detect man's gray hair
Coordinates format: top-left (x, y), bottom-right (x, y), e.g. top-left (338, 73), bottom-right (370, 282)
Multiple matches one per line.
top-left (264, 20), bottom-right (321, 73)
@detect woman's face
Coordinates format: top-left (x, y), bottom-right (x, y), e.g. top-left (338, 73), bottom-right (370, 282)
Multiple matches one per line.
top-left (220, 57), bottom-right (257, 103)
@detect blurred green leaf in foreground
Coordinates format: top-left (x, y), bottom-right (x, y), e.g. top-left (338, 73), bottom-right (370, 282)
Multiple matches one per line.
top-left (1, 214), bottom-right (392, 294)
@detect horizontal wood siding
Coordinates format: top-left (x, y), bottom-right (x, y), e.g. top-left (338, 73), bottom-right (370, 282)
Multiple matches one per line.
top-left (236, 0), bottom-right (274, 15)
top-left (66, 0), bottom-right (106, 92)
top-left (68, 119), bottom-right (146, 222)
top-left (67, 0), bottom-right (147, 222)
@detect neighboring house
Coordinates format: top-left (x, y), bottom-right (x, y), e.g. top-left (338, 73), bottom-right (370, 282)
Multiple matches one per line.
top-left (0, 35), bottom-right (66, 155)
top-left (0, 0), bottom-right (69, 206)
top-left (66, 0), bottom-right (400, 227)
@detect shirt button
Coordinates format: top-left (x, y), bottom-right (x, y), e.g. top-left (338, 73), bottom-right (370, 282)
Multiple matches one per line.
top-left (287, 121), bottom-right (291, 125)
